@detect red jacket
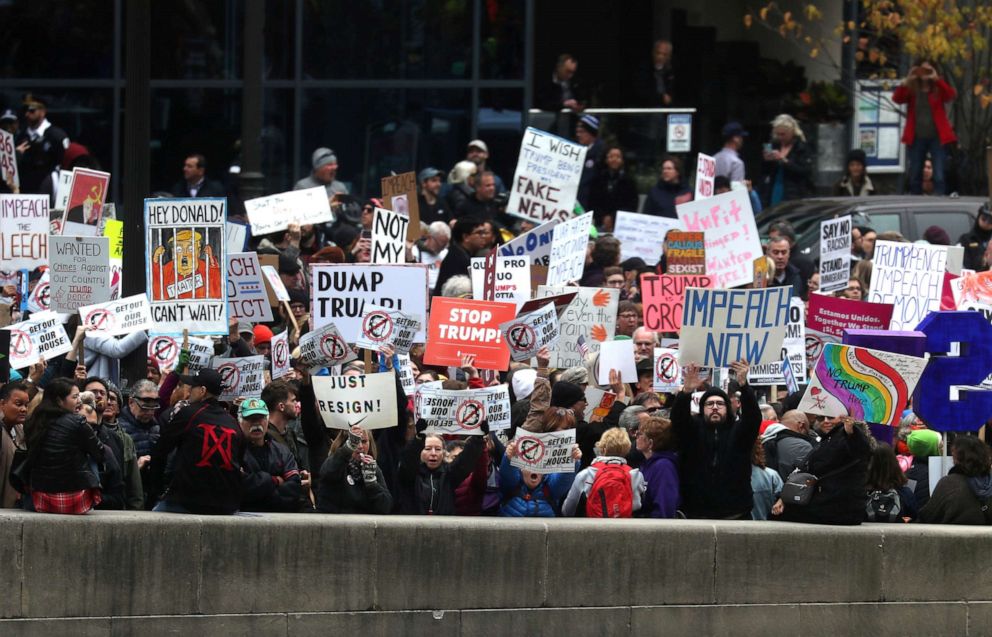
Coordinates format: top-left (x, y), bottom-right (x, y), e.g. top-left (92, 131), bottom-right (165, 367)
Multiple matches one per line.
top-left (892, 78), bottom-right (957, 145)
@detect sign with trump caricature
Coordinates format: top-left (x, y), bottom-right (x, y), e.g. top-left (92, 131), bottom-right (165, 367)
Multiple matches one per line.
top-left (144, 197), bottom-right (227, 335)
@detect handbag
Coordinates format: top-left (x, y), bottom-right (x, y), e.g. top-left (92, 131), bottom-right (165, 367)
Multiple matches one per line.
top-left (781, 457), bottom-right (862, 506)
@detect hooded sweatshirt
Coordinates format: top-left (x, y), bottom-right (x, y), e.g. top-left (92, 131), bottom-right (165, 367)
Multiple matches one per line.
top-left (919, 466), bottom-right (992, 525)
top-left (958, 217), bottom-right (992, 272)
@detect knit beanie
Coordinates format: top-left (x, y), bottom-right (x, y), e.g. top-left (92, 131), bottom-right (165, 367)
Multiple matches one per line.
top-left (551, 381), bottom-right (585, 409)
top-left (907, 429), bottom-right (941, 458)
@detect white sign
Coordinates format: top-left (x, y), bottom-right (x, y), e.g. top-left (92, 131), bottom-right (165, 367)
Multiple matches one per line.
top-left (226, 252), bottom-right (273, 323)
top-left (49, 235), bottom-right (112, 313)
top-left (225, 222), bottom-right (248, 254)
top-left (54, 170), bottom-right (73, 212)
top-left (653, 347), bottom-right (682, 393)
top-left (676, 189), bottom-right (761, 289)
top-left (212, 355), bottom-right (266, 401)
top-left (270, 330), bottom-right (292, 379)
top-left (244, 186), bottom-right (334, 235)
top-left (79, 294), bottom-right (153, 337)
top-left (313, 371), bottom-right (398, 429)
top-left (355, 304), bottom-right (421, 354)
top-left (749, 298), bottom-right (806, 385)
top-left (613, 211), bottom-right (681, 265)
top-left (0, 129), bottom-right (18, 190)
top-left (546, 211), bottom-right (593, 286)
top-left (5, 311), bottom-right (72, 369)
top-left (694, 152), bottom-right (716, 199)
top-left (499, 302), bottom-right (560, 362)
top-left (867, 240), bottom-right (947, 330)
top-left (261, 265), bottom-right (290, 302)
top-left (26, 270), bottom-right (50, 314)
top-left (397, 353), bottom-right (416, 396)
top-left (299, 322), bottom-right (357, 370)
top-left (505, 127), bottom-right (587, 224)
top-left (371, 207), bottom-right (409, 264)
top-left (497, 219), bottom-right (559, 267)
top-left (597, 339), bottom-right (638, 384)
top-left (415, 384), bottom-right (512, 433)
top-left (148, 333), bottom-right (214, 373)
top-left (666, 114), bottom-right (692, 153)
top-left (511, 428), bottom-right (577, 474)
top-left (474, 255), bottom-right (531, 305)
top-left (819, 215), bottom-right (852, 294)
top-left (537, 285), bottom-right (618, 368)
top-left (0, 194), bottom-right (49, 271)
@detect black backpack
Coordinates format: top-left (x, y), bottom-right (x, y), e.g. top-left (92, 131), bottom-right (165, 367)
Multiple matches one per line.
top-left (865, 488), bottom-right (901, 522)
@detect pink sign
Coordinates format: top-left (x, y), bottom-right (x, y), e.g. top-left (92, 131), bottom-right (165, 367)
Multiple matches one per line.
top-left (640, 273), bottom-right (714, 332)
top-left (807, 294), bottom-right (894, 338)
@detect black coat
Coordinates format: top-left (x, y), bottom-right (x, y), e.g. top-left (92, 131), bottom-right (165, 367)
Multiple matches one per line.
top-left (16, 124), bottom-right (69, 193)
top-left (241, 437), bottom-right (303, 512)
top-left (905, 456), bottom-right (932, 509)
top-left (28, 412), bottom-right (104, 493)
top-left (396, 435), bottom-right (483, 515)
top-left (586, 169), bottom-right (638, 224)
top-left (169, 178), bottom-right (227, 198)
top-left (957, 220), bottom-right (992, 272)
top-left (316, 442), bottom-right (393, 514)
top-left (760, 140), bottom-right (815, 207)
top-left (433, 242), bottom-right (472, 296)
top-left (770, 262), bottom-right (806, 299)
top-left (641, 180), bottom-right (691, 219)
top-left (919, 468), bottom-right (992, 525)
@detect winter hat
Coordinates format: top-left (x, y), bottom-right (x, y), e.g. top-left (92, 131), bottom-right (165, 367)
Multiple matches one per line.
top-left (922, 225), bottom-right (950, 246)
top-left (551, 381), bottom-right (585, 409)
top-left (559, 366), bottom-right (589, 386)
top-left (253, 325), bottom-right (273, 345)
top-left (698, 387), bottom-right (734, 423)
top-left (287, 287), bottom-right (310, 308)
top-left (62, 142), bottom-right (91, 169)
top-left (511, 368), bottom-right (538, 401)
top-left (847, 148), bottom-right (867, 167)
top-left (311, 147), bottom-right (338, 170)
top-left (907, 429), bottom-right (941, 458)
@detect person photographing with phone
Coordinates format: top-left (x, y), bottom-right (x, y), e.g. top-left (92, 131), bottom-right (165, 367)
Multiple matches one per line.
top-left (892, 59), bottom-right (957, 196)
top-left (316, 425), bottom-right (392, 514)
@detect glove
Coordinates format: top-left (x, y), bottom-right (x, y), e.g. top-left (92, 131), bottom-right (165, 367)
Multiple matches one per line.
top-left (361, 458), bottom-right (378, 483)
top-left (346, 429), bottom-right (363, 451)
top-left (176, 348), bottom-right (191, 372)
top-left (479, 419), bottom-right (490, 435)
top-left (415, 418), bottom-right (428, 435)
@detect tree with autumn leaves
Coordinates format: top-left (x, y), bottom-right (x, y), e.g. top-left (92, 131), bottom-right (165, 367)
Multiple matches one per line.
top-left (746, 1), bottom-right (992, 193)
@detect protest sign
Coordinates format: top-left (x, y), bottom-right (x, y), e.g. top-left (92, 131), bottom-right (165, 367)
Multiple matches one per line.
top-left (213, 355), bottom-right (266, 401)
top-left (62, 168), bottom-right (110, 228)
top-left (270, 330), bottom-right (291, 379)
top-left (653, 347), bottom-right (682, 393)
top-left (749, 298), bottom-right (806, 385)
top-left (225, 222), bottom-right (248, 254)
top-left (498, 219), bottom-right (559, 268)
top-left (244, 187), bottom-right (333, 235)
top-left (0, 194), bottom-right (48, 271)
top-left (665, 231), bottom-right (706, 275)
top-left (53, 170), bottom-right (73, 214)
top-left (397, 353), bottom-right (417, 396)
top-left (819, 216), bottom-right (852, 293)
top-left (582, 387), bottom-right (617, 421)
top-left (415, 384), bottom-right (511, 433)
top-left (381, 172), bottom-right (420, 242)
top-left (537, 286), bottom-right (618, 368)
top-left (0, 129), bottom-right (18, 190)
top-left (517, 289), bottom-right (578, 317)
top-left (469, 257), bottom-right (487, 299)
top-left (145, 198), bottom-right (227, 335)
top-left (678, 286), bottom-right (791, 367)
top-left (260, 264), bottom-right (290, 303)
top-left (867, 240), bottom-right (947, 330)
top-left (499, 302), bottom-right (559, 362)
top-left (798, 343), bottom-right (927, 426)
top-left (597, 340), bottom-right (638, 384)
top-left (490, 255), bottom-right (531, 307)
top-left (546, 211), bottom-right (593, 286)
top-left (640, 273), bottom-right (714, 332)
top-left (782, 359), bottom-right (799, 395)
top-left (299, 322), bottom-right (357, 370)
top-left (424, 297), bottom-right (517, 370)
top-left (311, 264), bottom-right (428, 342)
top-left (613, 211), bottom-right (680, 265)
top-left (103, 219), bottom-right (123, 298)
top-left (313, 371), bottom-right (398, 429)
top-left (79, 294), bottom-right (153, 337)
top-left (953, 270), bottom-right (992, 307)
top-left (505, 127), bottom-right (586, 223)
top-left (356, 304), bottom-right (421, 354)
top-left (676, 189), bottom-right (760, 288)
top-left (26, 270), bottom-right (50, 313)
top-left (694, 152), bottom-right (716, 199)
top-left (511, 429), bottom-right (577, 474)
top-left (806, 294), bottom-right (894, 338)
top-left (148, 333), bottom-right (213, 373)
top-left (226, 252), bottom-right (273, 323)
top-left (48, 236), bottom-right (111, 313)
top-left (371, 207), bottom-right (409, 264)
top-left (5, 311), bottom-right (72, 369)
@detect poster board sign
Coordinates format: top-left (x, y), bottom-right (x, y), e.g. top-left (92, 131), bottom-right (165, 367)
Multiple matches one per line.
top-left (498, 302), bottom-right (559, 362)
top-left (613, 211), bottom-right (680, 265)
top-left (653, 347), bottom-right (682, 393)
top-left (867, 240), bottom-right (947, 330)
top-left (371, 207), bottom-right (409, 264)
top-left (415, 384), bottom-right (511, 433)
top-left (511, 429), bottom-right (577, 474)
top-left (103, 218), bottom-right (123, 298)
top-left (225, 221), bottom-right (248, 254)
top-left (640, 273), bottom-right (714, 332)
top-left (665, 231), bottom-right (706, 275)
top-left (26, 270), bottom-right (50, 314)
top-left (424, 297), bottom-right (517, 370)
top-left (299, 322), bottom-right (357, 370)
top-left (505, 127), bottom-right (587, 224)
top-left (397, 353), bottom-right (416, 396)
top-left (270, 330), bottom-right (292, 380)
top-left (582, 387), bottom-right (617, 421)
top-left (212, 355), bottom-right (265, 401)
top-left (312, 371), bottom-right (398, 429)
top-left (490, 255), bottom-right (531, 307)
top-left (63, 168), bottom-right (110, 227)
top-left (0, 194), bottom-right (48, 271)
top-left (498, 219), bottom-right (559, 268)
top-left (0, 128), bottom-right (18, 190)
top-left (5, 311), bottom-right (72, 369)
top-left (79, 294), bottom-right (153, 337)
top-left (807, 294), bottom-right (894, 338)
top-left (676, 190), bottom-right (760, 289)
top-left (678, 286), bottom-right (791, 367)
top-left (749, 298), bottom-right (806, 385)
top-left (145, 198), bottom-right (227, 335)
top-left (244, 186), bottom-right (333, 235)
top-left (381, 172), bottom-right (420, 242)
top-left (798, 343), bottom-right (927, 425)
top-left (53, 170), bottom-right (73, 213)
top-left (226, 252), bottom-right (273, 323)
top-left (546, 211), bottom-right (593, 286)
top-left (311, 263), bottom-right (428, 343)
top-left (819, 215), bottom-right (852, 294)
top-left (355, 304), bottom-right (421, 354)
top-left (260, 264), bottom-right (290, 303)
top-left (694, 152), bottom-right (716, 199)
top-left (148, 333), bottom-right (213, 373)
top-left (49, 235), bottom-right (111, 313)
top-left (596, 339), bottom-right (637, 384)
top-left (537, 286), bottom-right (618, 368)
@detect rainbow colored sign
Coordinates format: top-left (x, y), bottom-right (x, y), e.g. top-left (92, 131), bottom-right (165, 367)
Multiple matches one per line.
top-left (798, 343), bottom-right (928, 426)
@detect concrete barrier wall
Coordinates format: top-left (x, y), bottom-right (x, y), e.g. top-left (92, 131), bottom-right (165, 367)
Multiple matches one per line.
top-left (1, 510), bottom-right (991, 636)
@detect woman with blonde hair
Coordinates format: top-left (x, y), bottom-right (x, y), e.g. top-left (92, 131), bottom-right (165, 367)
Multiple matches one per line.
top-left (562, 427), bottom-right (645, 518)
top-left (761, 113), bottom-right (814, 207)
top-left (316, 425), bottom-right (391, 514)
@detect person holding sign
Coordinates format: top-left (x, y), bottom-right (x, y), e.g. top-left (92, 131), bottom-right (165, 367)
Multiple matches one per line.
top-left (151, 229), bottom-right (223, 300)
top-left (672, 360), bottom-right (761, 519)
top-left (315, 426), bottom-right (392, 515)
top-left (499, 439), bottom-right (581, 517)
top-left (396, 418), bottom-right (487, 515)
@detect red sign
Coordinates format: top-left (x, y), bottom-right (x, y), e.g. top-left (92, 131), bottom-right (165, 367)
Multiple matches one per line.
top-left (424, 297), bottom-right (517, 370)
top-left (807, 294), bottom-right (894, 338)
top-left (640, 273), bottom-right (713, 332)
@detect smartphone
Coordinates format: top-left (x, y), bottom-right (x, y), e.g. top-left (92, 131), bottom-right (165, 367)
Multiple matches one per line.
top-left (762, 143), bottom-right (773, 153)
top-left (360, 229), bottom-right (371, 240)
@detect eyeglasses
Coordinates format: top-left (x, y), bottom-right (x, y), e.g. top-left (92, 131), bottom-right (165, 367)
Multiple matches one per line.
top-left (645, 406), bottom-right (661, 413)
top-left (703, 400), bottom-right (726, 408)
top-left (134, 400), bottom-right (158, 412)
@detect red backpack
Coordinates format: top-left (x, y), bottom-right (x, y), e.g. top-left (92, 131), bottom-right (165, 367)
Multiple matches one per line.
top-left (586, 461), bottom-right (634, 518)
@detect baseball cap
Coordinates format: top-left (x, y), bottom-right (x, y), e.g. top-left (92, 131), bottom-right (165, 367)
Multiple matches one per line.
top-left (311, 147), bottom-right (338, 170)
top-left (179, 369), bottom-right (226, 396)
top-left (0, 109), bottom-right (16, 123)
top-left (467, 139), bottom-right (489, 153)
top-left (237, 320), bottom-right (254, 335)
top-left (418, 167), bottom-right (443, 183)
top-left (721, 122), bottom-right (749, 138)
top-left (240, 397), bottom-right (269, 418)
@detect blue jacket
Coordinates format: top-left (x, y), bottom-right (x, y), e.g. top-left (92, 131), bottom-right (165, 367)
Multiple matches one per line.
top-left (638, 450), bottom-right (680, 519)
top-left (498, 454), bottom-right (577, 517)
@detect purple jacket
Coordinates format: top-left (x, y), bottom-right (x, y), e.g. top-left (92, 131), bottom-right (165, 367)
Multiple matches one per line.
top-left (639, 450), bottom-right (680, 518)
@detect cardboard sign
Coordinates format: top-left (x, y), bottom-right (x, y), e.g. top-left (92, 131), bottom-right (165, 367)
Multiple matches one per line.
top-left (244, 186), bottom-right (333, 235)
top-left (355, 304), bottom-right (421, 354)
top-left (381, 172), bottom-right (420, 242)
top-left (62, 168), bottom-right (110, 227)
top-left (5, 311), bottom-right (72, 369)
top-left (640, 273), bottom-right (714, 332)
top-left (212, 355), bottom-right (266, 401)
top-left (749, 298), bottom-right (806, 385)
top-left (613, 211), bottom-right (680, 265)
top-left (537, 286), bottom-right (618, 368)
top-left (511, 428), bottom-right (577, 474)
top-left (868, 240), bottom-right (947, 330)
top-left (798, 343), bottom-right (927, 425)
top-left (665, 231), bottom-right (706, 275)
top-left (371, 207), bottom-right (409, 264)
top-left (26, 270), bottom-right (50, 313)
top-left (0, 128), bottom-right (18, 190)
top-left (678, 286), bottom-right (791, 367)
top-left (676, 190), bottom-right (760, 288)
top-left (48, 235), bottom-right (112, 313)
top-left (597, 339), bottom-right (638, 384)
top-left (225, 222), bottom-right (248, 254)
top-left (505, 127), bottom-right (587, 224)
top-left (270, 330), bottom-right (292, 379)
top-left (694, 152), bottom-right (716, 199)
top-left (489, 255), bottom-right (531, 307)
top-left (424, 297), bottom-right (517, 370)
top-left (498, 219), bottom-right (559, 267)
top-left (311, 263), bottom-right (428, 342)
top-left (653, 347), bottom-right (682, 393)
top-left (148, 333), bottom-right (213, 373)
top-left (546, 211), bottom-right (593, 286)
top-left (312, 371), bottom-right (398, 429)
top-left (0, 194), bottom-right (49, 271)
top-left (79, 294), bottom-right (153, 337)
top-left (299, 322), bottom-right (357, 370)
top-left (226, 252), bottom-right (273, 323)
top-left (499, 302), bottom-right (559, 362)
top-left (415, 384), bottom-right (511, 433)
top-left (819, 216), bottom-right (852, 294)
top-left (145, 198), bottom-right (227, 335)
top-left (806, 294), bottom-right (894, 338)
top-left (260, 264), bottom-right (290, 303)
